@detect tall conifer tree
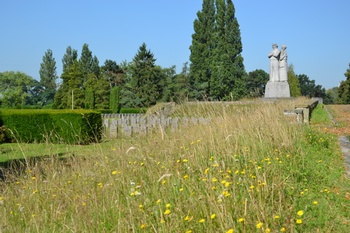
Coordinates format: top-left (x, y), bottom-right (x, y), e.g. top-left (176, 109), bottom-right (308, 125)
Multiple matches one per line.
top-left (39, 49), bottom-right (58, 104)
top-left (62, 46), bottom-right (78, 73)
top-left (190, 0), bottom-right (246, 100)
top-left (189, 0), bottom-right (215, 100)
top-left (130, 43), bottom-right (162, 107)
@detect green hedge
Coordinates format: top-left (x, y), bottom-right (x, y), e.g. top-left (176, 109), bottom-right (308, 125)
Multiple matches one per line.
top-left (119, 108), bottom-right (146, 114)
top-left (0, 109), bottom-right (102, 144)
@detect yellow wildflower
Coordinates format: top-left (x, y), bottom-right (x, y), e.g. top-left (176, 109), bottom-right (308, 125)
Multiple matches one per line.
top-left (164, 209), bottom-right (171, 215)
top-left (297, 210), bottom-right (304, 216)
top-left (256, 222), bottom-right (263, 229)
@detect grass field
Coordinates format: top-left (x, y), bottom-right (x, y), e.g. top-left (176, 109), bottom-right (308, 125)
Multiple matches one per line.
top-left (0, 99), bottom-right (349, 232)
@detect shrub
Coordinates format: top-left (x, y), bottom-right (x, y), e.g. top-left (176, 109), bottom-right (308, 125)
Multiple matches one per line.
top-left (119, 108), bottom-right (146, 114)
top-left (0, 109), bottom-right (102, 144)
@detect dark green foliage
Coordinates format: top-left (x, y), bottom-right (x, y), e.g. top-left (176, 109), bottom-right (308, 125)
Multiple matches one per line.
top-left (79, 43), bottom-right (94, 77)
top-left (54, 61), bottom-right (85, 109)
top-left (189, 0), bottom-right (215, 100)
top-left (119, 108), bottom-right (146, 114)
top-left (166, 63), bottom-right (191, 103)
top-left (0, 71), bottom-right (38, 108)
top-left (55, 44), bottom-right (105, 110)
top-left (85, 87), bottom-right (95, 109)
top-left (337, 64), bottom-right (350, 104)
top-left (297, 74), bottom-right (326, 98)
top-left (287, 64), bottom-right (301, 97)
top-left (189, 0), bottom-right (246, 100)
top-left (39, 49), bottom-right (58, 106)
top-left (246, 69), bottom-right (269, 97)
top-left (324, 87), bottom-right (338, 104)
top-left (129, 43), bottom-right (163, 107)
top-left (0, 109), bottom-right (102, 144)
top-left (62, 46), bottom-right (78, 73)
top-left (102, 59), bottom-right (124, 88)
top-left (109, 86), bottom-right (120, 113)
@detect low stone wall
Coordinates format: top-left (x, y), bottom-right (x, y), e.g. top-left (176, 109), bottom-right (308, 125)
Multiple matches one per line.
top-left (294, 98), bottom-right (320, 124)
top-left (102, 114), bottom-right (209, 138)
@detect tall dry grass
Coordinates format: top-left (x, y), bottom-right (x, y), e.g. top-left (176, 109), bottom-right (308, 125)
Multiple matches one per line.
top-left (0, 99), bottom-right (348, 232)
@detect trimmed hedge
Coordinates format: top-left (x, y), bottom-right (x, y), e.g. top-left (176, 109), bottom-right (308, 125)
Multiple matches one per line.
top-left (0, 109), bottom-right (102, 144)
top-left (119, 108), bottom-right (146, 114)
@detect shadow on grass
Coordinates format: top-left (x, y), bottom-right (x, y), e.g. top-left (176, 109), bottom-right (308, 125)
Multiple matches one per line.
top-left (0, 152), bottom-right (75, 181)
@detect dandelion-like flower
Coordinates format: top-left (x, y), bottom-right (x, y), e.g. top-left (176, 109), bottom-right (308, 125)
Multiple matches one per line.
top-left (165, 203), bottom-right (171, 208)
top-left (238, 218), bottom-right (244, 222)
top-left (296, 219), bottom-right (302, 224)
top-left (226, 229), bottom-right (234, 233)
top-left (198, 218), bottom-right (205, 223)
top-left (164, 209), bottom-right (171, 215)
top-left (210, 214), bottom-right (216, 219)
top-left (256, 222), bottom-right (263, 229)
top-left (297, 210), bottom-right (304, 216)
top-left (223, 190), bottom-right (231, 197)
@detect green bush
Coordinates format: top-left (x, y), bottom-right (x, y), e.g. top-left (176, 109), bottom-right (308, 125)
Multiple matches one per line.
top-left (119, 108), bottom-right (146, 114)
top-left (0, 109), bottom-right (102, 144)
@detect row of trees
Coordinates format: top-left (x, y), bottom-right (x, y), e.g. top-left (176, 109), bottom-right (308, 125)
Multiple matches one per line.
top-left (0, 0), bottom-right (343, 109)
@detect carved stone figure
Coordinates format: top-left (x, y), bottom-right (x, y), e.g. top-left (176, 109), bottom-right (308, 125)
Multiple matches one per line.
top-left (279, 44), bottom-right (288, 82)
top-left (268, 43), bottom-right (280, 82)
top-left (265, 43), bottom-right (290, 98)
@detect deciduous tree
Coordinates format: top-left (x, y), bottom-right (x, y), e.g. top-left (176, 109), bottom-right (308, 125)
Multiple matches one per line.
top-left (337, 64), bottom-right (350, 104)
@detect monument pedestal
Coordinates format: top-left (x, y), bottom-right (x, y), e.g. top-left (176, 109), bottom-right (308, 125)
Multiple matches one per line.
top-left (264, 81), bottom-right (290, 98)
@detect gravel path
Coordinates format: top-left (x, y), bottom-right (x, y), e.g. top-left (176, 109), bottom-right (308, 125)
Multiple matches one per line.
top-left (324, 105), bottom-right (350, 178)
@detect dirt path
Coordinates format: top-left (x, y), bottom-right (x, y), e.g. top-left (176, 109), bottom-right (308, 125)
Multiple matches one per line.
top-left (324, 105), bottom-right (350, 178)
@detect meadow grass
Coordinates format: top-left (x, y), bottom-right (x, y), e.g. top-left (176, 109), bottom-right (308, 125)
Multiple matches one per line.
top-left (0, 99), bottom-right (349, 232)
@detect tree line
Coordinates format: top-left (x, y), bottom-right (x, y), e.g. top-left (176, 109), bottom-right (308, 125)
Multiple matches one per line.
top-left (0, 0), bottom-right (343, 110)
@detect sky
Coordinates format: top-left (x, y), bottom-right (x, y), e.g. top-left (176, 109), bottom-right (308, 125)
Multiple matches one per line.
top-left (1, 0), bottom-right (349, 89)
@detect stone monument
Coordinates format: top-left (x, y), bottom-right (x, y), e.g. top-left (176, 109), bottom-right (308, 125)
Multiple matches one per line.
top-left (264, 43), bottom-right (291, 98)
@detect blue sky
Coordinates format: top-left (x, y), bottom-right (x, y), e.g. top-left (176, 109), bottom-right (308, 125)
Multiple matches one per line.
top-left (1, 0), bottom-right (349, 89)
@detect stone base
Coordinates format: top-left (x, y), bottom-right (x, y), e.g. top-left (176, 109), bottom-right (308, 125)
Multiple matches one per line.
top-left (264, 81), bottom-right (291, 98)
